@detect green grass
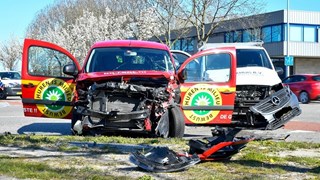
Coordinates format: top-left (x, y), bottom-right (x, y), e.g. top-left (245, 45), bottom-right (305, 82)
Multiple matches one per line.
top-left (0, 134), bottom-right (319, 179)
top-left (0, 155), bottom-right (129, 180)
top-left (0, 134), bottom-right (188, 150)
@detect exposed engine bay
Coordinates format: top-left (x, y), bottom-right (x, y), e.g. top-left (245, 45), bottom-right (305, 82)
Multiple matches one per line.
top-left (72, 77), bottom-right (184, 137)
top-left (233, 83), bottom-right (301, 130)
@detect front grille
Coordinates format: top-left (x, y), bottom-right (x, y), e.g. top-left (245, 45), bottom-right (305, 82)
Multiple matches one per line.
top-left (266, 107), bottom-right (301, 130)
top-left (251, 88), bottom-right (290, 114)
top-left (106, 96), bottom-right (140, 112)
top-left (91, 95), bottom-right (141, 113)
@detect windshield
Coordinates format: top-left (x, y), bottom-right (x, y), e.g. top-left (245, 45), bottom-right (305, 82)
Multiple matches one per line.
top-left (236, 49), bottom-right (273, 69)
top-left (312, 75), bottom-right (320, 81)
top-left (85, 47), bottom-right (174, 72)
top-left (0, 72), bottom-right (21, 80)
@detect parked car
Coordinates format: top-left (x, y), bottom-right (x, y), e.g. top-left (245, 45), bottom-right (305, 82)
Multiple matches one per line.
top-left (0, 71), bottom-right (22, 99)
top-left (282, 74), bottom-right (320, 104)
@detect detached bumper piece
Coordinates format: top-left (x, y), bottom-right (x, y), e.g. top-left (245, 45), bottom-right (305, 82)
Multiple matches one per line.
top-left (188, 128), bottom-right (252, 161)
top-left (130, 146), bottom-right (200, 173)
top-left (250, 86), bottom-right (302, 130)
top-left (130, 128), bottom-right (253, 172)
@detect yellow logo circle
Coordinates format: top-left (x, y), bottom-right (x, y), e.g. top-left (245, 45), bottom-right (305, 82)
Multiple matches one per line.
top-left (34, 78), bottom-right (73, 118)
top-left (183, 84), bottom-right (222, 123)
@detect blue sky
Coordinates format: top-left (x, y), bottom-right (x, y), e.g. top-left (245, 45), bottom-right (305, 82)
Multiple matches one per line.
top-left (0, 0), bottom-right (320, 43)
top-left (0, 0), bottom-right (55, 42)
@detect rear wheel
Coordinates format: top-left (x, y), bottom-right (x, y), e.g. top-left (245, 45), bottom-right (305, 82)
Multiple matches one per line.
top-left (0, 90), bottom-right (7, 100)
top-left (299, 91), bottom-right (310, 104)
top-left (168, 106), bottom-right (185, 138)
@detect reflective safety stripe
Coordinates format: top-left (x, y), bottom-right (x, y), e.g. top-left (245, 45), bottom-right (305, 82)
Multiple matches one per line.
top-left (21, 79), bottom-right (74, 86)
top-left (182, 105), bottom-right (234, 110)
top-left (180, 86), bottom-right (236, 93)
top-left (21, 80), bottom-right (41, 86)
top-left (22, 98), bottom-right (73, 106)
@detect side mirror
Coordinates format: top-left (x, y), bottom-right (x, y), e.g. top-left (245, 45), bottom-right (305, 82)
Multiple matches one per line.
top-left (63, 64), bottom-right (78, 77)
top-left (178, 68), bottom-right (187, 82)
top-left (275, 67), bottom-right (284, 75)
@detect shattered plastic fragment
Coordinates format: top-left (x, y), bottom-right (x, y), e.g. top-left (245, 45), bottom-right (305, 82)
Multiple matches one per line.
top-left (130, 146), bottom-right (200, 172)
top-left (130, 128), bottom-right (253, 172)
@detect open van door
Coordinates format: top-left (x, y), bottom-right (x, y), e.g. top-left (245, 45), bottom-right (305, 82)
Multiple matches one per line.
top-left (174, 47), bottom-right (237, 125)
top-left (21, 39), bottom-right (81, 119)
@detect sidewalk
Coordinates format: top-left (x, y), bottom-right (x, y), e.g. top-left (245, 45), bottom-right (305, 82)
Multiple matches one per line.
top-left (185, 121), bottom-right (320, 143)
top-left (284, 121), bottom-right (320, 131)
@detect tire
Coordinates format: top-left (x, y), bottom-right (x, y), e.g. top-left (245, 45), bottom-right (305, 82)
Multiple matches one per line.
top-left (299, 91), bottom-right (310, 104)
top-left (71, 110), bottom-right (99, 136)
top-left (71, 109), bottom-right (82, 135)
top-left (168, 106), bottom-right (185, 138)
top-left (0, 90), bottom-right (7, 100)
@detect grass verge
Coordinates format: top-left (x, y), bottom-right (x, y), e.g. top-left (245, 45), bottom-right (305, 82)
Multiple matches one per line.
top-left (0, 134), bottom-right (319, 180)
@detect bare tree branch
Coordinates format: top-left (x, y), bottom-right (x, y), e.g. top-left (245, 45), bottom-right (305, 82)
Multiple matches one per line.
top-left (180, 0), bottom-right (266, 46)
top-left (0, 36), bottom-right (22, 71)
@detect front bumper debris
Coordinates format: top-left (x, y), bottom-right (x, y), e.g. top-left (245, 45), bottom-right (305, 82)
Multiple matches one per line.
top-left (250, 86), bottom-right (301, 130)
top-left (130, 128), bottom-right (253, 172)
top-left (130, 146), bottom-right (200, 173)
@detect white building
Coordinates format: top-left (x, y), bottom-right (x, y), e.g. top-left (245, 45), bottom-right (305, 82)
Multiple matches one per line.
top-left (166, 10), bottom-right (320, 79)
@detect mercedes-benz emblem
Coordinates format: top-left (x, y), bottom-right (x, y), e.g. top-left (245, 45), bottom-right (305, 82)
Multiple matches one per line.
top-left (271, 96), bottom-right (281, 106)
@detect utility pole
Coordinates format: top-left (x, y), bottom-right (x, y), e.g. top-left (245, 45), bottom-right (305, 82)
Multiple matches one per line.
top-left (286, 0), bottom-right (290, 77)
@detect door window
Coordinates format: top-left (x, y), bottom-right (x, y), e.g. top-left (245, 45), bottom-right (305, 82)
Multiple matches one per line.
top-left (184, 53), bottom-right (231, 82)
top-left (28, 46), bottom-right (75, 78)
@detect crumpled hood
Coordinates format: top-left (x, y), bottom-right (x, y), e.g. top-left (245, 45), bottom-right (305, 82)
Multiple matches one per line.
top-left (236, 67), bottom-right (281, 86)
top-left (77, 70), bottom-right (175, 82)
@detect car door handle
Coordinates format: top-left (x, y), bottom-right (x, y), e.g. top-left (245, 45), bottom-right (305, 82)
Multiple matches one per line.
top-left (23, 83), bottom-right (35, 88)
top-left (220, 90), bottom-right (233, 94)
top-left (217, 87), bottom-right (235, 94)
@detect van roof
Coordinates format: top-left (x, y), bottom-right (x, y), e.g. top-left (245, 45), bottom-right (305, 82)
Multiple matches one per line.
top-left (199, 42), bottom-right (264, 51)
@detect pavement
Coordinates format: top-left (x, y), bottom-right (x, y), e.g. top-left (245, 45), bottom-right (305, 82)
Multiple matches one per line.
top-left (284, 121), bottom-right (320, 131)
top-left (1, 98), bottom-right (320, 143)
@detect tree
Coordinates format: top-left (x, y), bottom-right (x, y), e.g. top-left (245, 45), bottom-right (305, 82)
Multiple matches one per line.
top-left (26, 0), bottom-right (191, 52)
top-left (25, 0), bottom-right (162, 64)
top-left (129, 7), bottom-right (163, 40)
top-left (0, 36), bottom-right (22, 71)
top-left (180, 0), bottom-right (266, 46)
top-left (144, 0), bottom-right (191, 47)
top-left (33, 8), bottom-right (132, 65)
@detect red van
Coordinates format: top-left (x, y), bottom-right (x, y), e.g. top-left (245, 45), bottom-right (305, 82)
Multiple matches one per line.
top-left (21, 39), bottom-right (237, 137)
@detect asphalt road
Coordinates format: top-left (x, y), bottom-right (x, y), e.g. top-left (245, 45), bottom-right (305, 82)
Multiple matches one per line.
top-left (1, 96), bottom-right (320, 142)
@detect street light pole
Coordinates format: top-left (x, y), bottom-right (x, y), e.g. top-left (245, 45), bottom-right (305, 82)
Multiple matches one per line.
top-left (286, 0), bottom-right (290, 77)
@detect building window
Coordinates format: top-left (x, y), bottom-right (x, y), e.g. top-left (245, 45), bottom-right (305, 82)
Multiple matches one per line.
top-left (171, 40), bottom-right (181, 50)
top-left (225, 31), bottom-right (242, 42)
top-left (172, 38), bottom-right (194, 52)
top-left (304, 26), bottom-right (316, 42)
top-left (285, 24), bottom-right (318, 42)
top-left (233, 31), bottom-right (242, 42)
top-left (271, 25), bottom-right (282, 42)
top-left (181, 38), bottom-right (194, 52)
top-left (242, 29), bottom-right (262, 42)
top-left (262, 26), bottom-right (272, 43)
top-left (243, 30), bottom-right (251, 42)
top-left (251, 28), bottom-right (261, 41)
top-left (225, 32), bottom-right (234, 43)
top-left (188, 38), bottom-right (195, 51)
top-left (290, 25), bottom-right (303, 41)
top-left (262, 25), bottom-right (283, 43)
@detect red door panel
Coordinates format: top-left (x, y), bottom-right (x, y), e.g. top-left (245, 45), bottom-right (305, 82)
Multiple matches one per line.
top-left (21, 39), bottom-right (80, 119)
top-left (175, 47), bottom-right (237, 125)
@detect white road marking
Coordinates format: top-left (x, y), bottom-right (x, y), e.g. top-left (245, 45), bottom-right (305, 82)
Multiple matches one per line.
top-left (0, 102), bottom-right (9, 108)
